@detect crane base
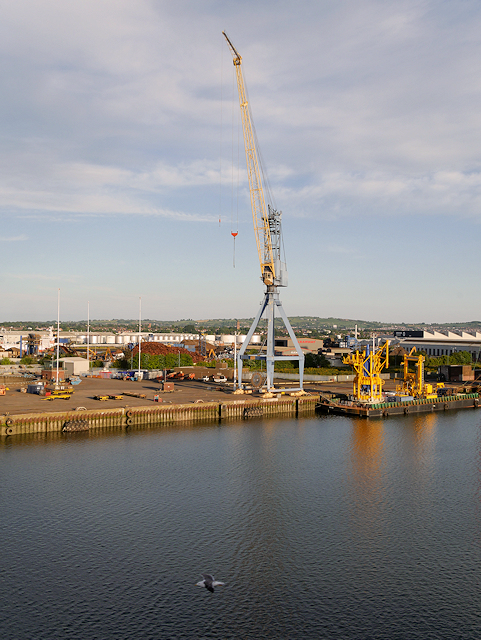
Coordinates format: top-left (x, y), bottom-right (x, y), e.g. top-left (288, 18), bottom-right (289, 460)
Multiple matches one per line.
top-left (236, 287), bottom-right (304, 393)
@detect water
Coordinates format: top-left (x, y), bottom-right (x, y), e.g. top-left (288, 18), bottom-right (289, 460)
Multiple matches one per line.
top-left (1, 411), bottom-right (481, 639)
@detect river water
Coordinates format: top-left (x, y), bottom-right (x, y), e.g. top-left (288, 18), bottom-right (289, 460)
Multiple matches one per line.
top-left (1, 410), bottom-right (481, 639)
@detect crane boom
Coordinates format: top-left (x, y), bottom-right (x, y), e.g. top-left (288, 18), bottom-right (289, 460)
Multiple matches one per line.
top-left (222, 31), bottom-right (303, 394)
top-left (223, 31), bottom-right (285, 287)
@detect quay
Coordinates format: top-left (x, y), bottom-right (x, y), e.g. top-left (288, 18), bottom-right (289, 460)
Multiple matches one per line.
top-left (1, 395), bottom-right (318, 438)
top-left (1, 375), bottom-right (480, 439)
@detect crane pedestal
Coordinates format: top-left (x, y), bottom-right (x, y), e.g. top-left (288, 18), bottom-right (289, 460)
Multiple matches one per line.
top-left (237, 286), bottom-right (304, 393)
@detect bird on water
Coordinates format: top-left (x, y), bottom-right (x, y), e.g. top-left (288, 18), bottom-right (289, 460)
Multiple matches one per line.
top-left (196, 574), bottom-right (225, 593)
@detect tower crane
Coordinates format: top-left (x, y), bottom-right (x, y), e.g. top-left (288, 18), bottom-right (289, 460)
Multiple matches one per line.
top-left (223, 32), bottom-right (304, 393)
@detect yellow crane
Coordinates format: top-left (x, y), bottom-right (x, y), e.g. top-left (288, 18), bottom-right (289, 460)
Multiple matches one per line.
top-left (397, 347), bottom-right (444, 398)
top-left (223, 32), bottom-right (304, 393)
top-left (343, 342), bottom-right (389, 403)
top-left (223, 32), bottom-right (277, 286)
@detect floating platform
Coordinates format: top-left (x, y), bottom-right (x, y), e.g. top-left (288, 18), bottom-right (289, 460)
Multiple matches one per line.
top-left (317, 393), bottom-right (479, 418)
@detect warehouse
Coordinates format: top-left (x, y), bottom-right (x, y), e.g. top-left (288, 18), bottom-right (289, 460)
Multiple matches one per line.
top-left (394, 330), bottom-right (481, 362)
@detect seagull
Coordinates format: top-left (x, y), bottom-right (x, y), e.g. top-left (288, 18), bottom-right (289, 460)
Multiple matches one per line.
top-left (196, 574), bottom-right (225, 593)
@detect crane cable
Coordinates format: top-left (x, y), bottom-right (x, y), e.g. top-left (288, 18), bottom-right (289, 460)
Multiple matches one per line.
top-left (245, 84), bottom-right (288, 266)
top-left (231, 65), bottom-right (239, 267)
top-left (241, 74), bottom-right (276, 211)
top-left (219, 39), bottom-right (224, 227)
top-left (221, 41), bottom-right (241, 267)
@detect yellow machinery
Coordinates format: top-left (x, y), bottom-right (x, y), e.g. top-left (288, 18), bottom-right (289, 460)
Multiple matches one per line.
top-left (198, 333), bottom-right (216, 360)
top-left (223, 32), bottom-right (276, 286)
top-left (43, 385), bottom-right (74, 401)
top-left (103, 347), bottom-right (114, 363)
top-left (343, 342), bottom-right (389, 403)
top-left (223, 32), bottom-right (304, 393)
top-left (397, 347), bottom-right (444, 398)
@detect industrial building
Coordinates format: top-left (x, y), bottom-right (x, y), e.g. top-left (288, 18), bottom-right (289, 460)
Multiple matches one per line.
top-left (274, 337), bottom-right (324, 356)
top-left (394, 330), bottom-right (481, 362)
top-left (0, 329), bottom-right (261, 356)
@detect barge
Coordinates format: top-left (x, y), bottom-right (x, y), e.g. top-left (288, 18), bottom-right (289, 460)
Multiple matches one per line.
top-left (317, 392), bottom-right (479, 418)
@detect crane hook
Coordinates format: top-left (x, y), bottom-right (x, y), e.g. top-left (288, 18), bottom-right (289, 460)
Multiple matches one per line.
top-left (231, 231), bottom-right (238, 267)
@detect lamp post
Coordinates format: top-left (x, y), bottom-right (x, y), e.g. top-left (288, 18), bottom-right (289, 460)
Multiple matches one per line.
top-left (138, 297), bottom-right (142, 379)
top-left (87, 301), bottom-right (90, 370)
top-left (234, 332), bottom-right (237, 389)
top-left (56, 288), bottom-right (60, 384)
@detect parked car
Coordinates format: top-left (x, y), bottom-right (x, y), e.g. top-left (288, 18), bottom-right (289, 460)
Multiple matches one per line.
top-left (202, 374), bottom-right (227, 383)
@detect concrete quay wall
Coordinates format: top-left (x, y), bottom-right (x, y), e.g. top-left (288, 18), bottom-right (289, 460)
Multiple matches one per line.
top-left (1, 396), bottom-right (318, 438)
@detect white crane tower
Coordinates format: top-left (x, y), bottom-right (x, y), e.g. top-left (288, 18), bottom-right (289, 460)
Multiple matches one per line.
top-left (223, 32), bottom-right (304, 393)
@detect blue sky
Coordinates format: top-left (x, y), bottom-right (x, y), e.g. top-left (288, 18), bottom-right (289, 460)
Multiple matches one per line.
top-left (1, 0), bottom-right (480, 323)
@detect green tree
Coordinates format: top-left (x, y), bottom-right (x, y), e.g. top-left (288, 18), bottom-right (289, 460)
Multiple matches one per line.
top-left (425, 350), bottom-right (473, 370)
top-left (305, 352), bottom-right (331, 368)
top-left (111, 357), bottom-right (130, 369)
top-left (0, 357), bottom-right (11, 365)
top-left (131, 352), bottom-right (193, 370)
top-left (449, 351), bottom-right (473, 365)
top-left (271, 361), bottom-right (295, 372)
top-left (195, 360), bottom-right (217, 368)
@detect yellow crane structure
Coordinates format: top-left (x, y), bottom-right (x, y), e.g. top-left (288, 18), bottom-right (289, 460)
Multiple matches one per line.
top-left (343, 342), bottom-right (389, 403)
top-left (223, 32), bottom-right (304, 393)
top-left (223, 32), bottom-right (277, 287)
top-left (397, 347), bottom-right (444, 398)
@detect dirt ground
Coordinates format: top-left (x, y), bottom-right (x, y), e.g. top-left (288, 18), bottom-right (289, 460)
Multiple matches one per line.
top-left (0, 376), bottom-right (399, 416)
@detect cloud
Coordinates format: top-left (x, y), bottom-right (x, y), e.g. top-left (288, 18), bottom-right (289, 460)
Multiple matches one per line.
top-left (273, 168), bottom-right (481, 221)
top-left (2, 0), bottom-right (480, 223)
top-left (0, 159), bottom-right (223, 221)
top-left (0, 235), bottom-right (27, 242)
top-left (5, 273), bottom-right (80, 282)
top-left (1, 0), bottom-right (481, 322)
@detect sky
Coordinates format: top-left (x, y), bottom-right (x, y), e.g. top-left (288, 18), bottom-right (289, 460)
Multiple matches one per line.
top-left (1, 0), bottom-right (481, 324)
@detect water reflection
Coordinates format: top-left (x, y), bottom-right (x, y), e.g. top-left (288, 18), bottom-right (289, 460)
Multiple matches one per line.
top-left (411, 412), bottom-right (437, 479)
top-left (348, 419), bottom-right (386, 541)
top-left (0, 419), bottom-right (223, 451)
top-left (347, 413), bottom-right (439, 540)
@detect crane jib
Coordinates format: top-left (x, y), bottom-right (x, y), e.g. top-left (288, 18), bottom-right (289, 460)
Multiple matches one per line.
top-left (223, 33), bottom-right (280, 286)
